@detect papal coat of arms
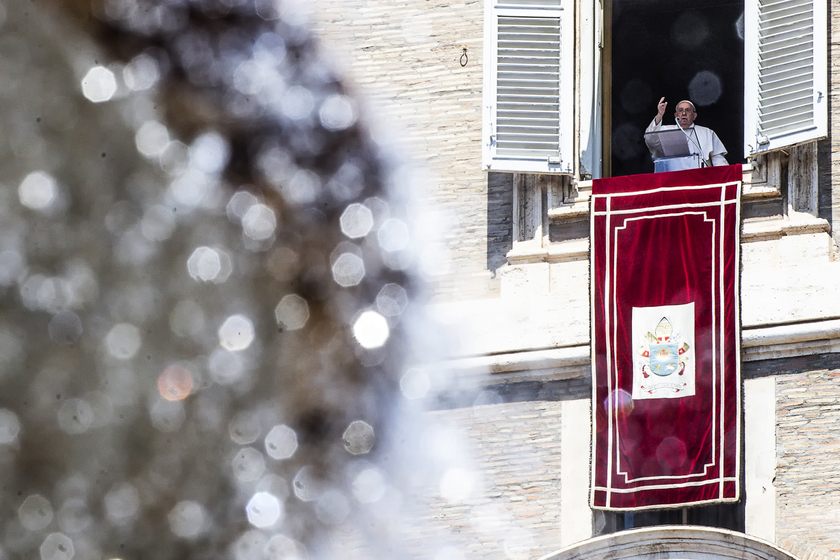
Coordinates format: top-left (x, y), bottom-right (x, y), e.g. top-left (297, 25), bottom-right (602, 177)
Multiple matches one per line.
top-left (631, 303), bottom-right (695, 400)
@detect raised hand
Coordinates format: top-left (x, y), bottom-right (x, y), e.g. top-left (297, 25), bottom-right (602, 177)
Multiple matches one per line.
top-left (655, 97), bottom-right (667, 125)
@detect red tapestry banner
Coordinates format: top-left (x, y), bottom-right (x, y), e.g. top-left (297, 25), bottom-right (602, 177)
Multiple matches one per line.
top-left (590, 165), bottom-right (742, 511)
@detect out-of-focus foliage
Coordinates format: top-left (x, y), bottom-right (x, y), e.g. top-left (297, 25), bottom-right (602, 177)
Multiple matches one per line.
top-left (0, 1), bottom-right (448, 558)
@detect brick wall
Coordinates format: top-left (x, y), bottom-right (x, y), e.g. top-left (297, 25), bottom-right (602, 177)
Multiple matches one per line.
top-left (776, 368), bottom-right (840, 560)
top-left (419, 400), bottom-right (565, 559)
top-left (397, 379), bottom-right (591, 558)
top-left (310, 0), bottom-right (504, 301)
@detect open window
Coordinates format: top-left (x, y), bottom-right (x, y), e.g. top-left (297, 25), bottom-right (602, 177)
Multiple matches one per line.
top-left (482, 0), bottom-right (827, 178)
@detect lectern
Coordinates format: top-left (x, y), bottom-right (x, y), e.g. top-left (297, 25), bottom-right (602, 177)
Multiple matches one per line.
top-left (645, 128), bottom-right (703, 172)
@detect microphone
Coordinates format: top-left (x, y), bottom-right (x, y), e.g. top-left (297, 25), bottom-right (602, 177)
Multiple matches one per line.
top-left (675, 117), bottom-right (709, 167)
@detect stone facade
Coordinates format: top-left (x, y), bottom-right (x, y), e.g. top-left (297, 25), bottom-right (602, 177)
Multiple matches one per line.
top-left (309, 0), bottom-right (495, 301)
top-left (312, 0), bottom-right (840, 558)
top-left (776, 363), bottom-right (840, 560)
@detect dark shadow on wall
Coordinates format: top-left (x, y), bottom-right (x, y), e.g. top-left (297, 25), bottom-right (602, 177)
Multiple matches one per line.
top-left (428, 376), bottom-right (592, 411)
top-left (818, 137), bottom-right (832, 236)
top-left (487, 172), bottom-right (514, 277)
top-left (818, 0), bottom-right (835, 249)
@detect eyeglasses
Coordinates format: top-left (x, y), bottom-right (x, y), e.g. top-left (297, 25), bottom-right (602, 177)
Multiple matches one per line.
top-left (675, 108), bottom-right (695, 115)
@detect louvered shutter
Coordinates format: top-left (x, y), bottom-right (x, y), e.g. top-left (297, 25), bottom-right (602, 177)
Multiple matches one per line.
top-left (482, 0), bottom-right (573, 173)
top-left (744, 0), bottom-right (827, 155)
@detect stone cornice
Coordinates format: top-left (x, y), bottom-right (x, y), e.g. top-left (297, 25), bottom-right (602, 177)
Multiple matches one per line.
top-left (438, 318), bottom-right (840, 385)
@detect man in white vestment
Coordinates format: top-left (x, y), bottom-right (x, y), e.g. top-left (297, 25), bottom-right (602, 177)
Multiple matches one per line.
top-left (645, 98), bottom-right (728, 167)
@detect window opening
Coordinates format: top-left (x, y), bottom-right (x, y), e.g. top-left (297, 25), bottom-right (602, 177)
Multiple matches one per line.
top-left (608, 0), bottom-right (745, 177)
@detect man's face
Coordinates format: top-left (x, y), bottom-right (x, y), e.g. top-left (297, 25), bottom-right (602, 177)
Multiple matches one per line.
top-left (675, 102), bottom-right (697, 128)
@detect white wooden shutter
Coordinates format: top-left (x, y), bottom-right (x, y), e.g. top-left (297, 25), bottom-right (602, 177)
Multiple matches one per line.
top-left (482, 0), bottom-right (573, 173)
top-left (744, 0), bottom-right (827, 155)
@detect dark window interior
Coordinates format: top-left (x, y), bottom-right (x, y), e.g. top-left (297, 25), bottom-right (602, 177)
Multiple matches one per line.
top-left (610, 0), bottom-right (745, 177)
top-left (595, 502), bottom-right (745, 536)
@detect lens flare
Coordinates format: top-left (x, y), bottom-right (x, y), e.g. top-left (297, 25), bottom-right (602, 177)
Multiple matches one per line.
top-left (157, 364), bottom-right (194, 401)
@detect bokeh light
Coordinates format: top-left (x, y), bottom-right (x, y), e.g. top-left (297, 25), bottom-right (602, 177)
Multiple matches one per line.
top-left (0, 408), bottom-right (21, 444)
top-left (40, 533), bottom-right (74, 560)
top-left (226, 190), bottom-right (259, 222)
top-left (656, 436), bottom-right (688, 471)
top-left (265, 535), bottom-right (307, 560)
top-left (245, 492), bottom-right (283, 528)
top-left (168, 501), bottom-right (207, 539)
top-left (400, 368), bottom-right (430, 400)
top-left (169, 300), bottom-right (206, 338)
top-left (319, 94), bottom-right (357, 131)
top-left (343, 420), bottom-right (375, 455)
top-left (283, 169), bottom-right (321, 206)
top-left (689, 70), bottom-right (723, 106)
top-left (18, 171), bottom-right (60, 212)
top-left (105, 323), bottom-right (142, 360)
top-left (48, 312), bottom-right (83, 346)
top-left (104, 483), bottom-right (139, 525)
top-left (331, 252), bottom-right (366, 287)
top-left (140, 204), bottom-right (177, 241)
top-left (352, 311), bottom-right (390, 349)
top-left (157, 364), bottom-right (195, 401)
top-left (57, 499), bottom-right (92, 534)
top-left (150, 399), bottom-right (186, 432)
top-left (377, 218), bottom-right (410, 252)
top-left (233, 59), bottom-right (268, 95)
top-left (218, 315), bottom-right (255, 351)
top-left (19, 494), bottom-right (53, 531)
top-left (233, 447), bottom-right (266, 482)
top-left (0, 250), bottom-right (25, 286)
top-left (264, 424), bottom-right (298, 460)
top-left (208, 348), bottom-right (247, 385)
top-left (242, 203), bottom-right (277, 242)
top-left (123, 53), bottom-right (160, 91)
top-left (57, 399), bottom-right (95, 435)
top-left (159, 140), bottom-right (191, 177)
top-left (135, 121), bottom-right (170, 158)
top-left (232, 530), bottom-right (267, 560)
top-left (376, 283), bottom-right (408, 317)
top-left (81, 66), bottom-right (117, 103)
top-left (671, 11), bottom-right (710, 49)
top-left (187, 246), bottom-right (233, 283)
top-left (274, 294), bottom-right (309, 331)
top-left (229, 411), bottom-right (262, 445)
top-left (351, 466), bottom-right (387, 504)
top-left (605, 388), bottom-right (635, 418)
top-left (190, 131), bottom-right (230, 175)
top-left (339, 203), bottom-right (374, 239)
top-left (292, 467), bottom-right (324, 502)
top-left (280, 85), bottom-right (314, 121)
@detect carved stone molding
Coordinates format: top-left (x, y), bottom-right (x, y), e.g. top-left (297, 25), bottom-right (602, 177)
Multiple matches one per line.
top-left (539, 526), bottom-right (801, 560)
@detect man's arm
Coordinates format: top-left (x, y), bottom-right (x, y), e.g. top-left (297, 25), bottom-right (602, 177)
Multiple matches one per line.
top-left (645, 97), bottom-right (668, 157)
top-left (709, 131), bottom-right (728, 166)
top-left (653, 97), bottom-right (667, 125)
